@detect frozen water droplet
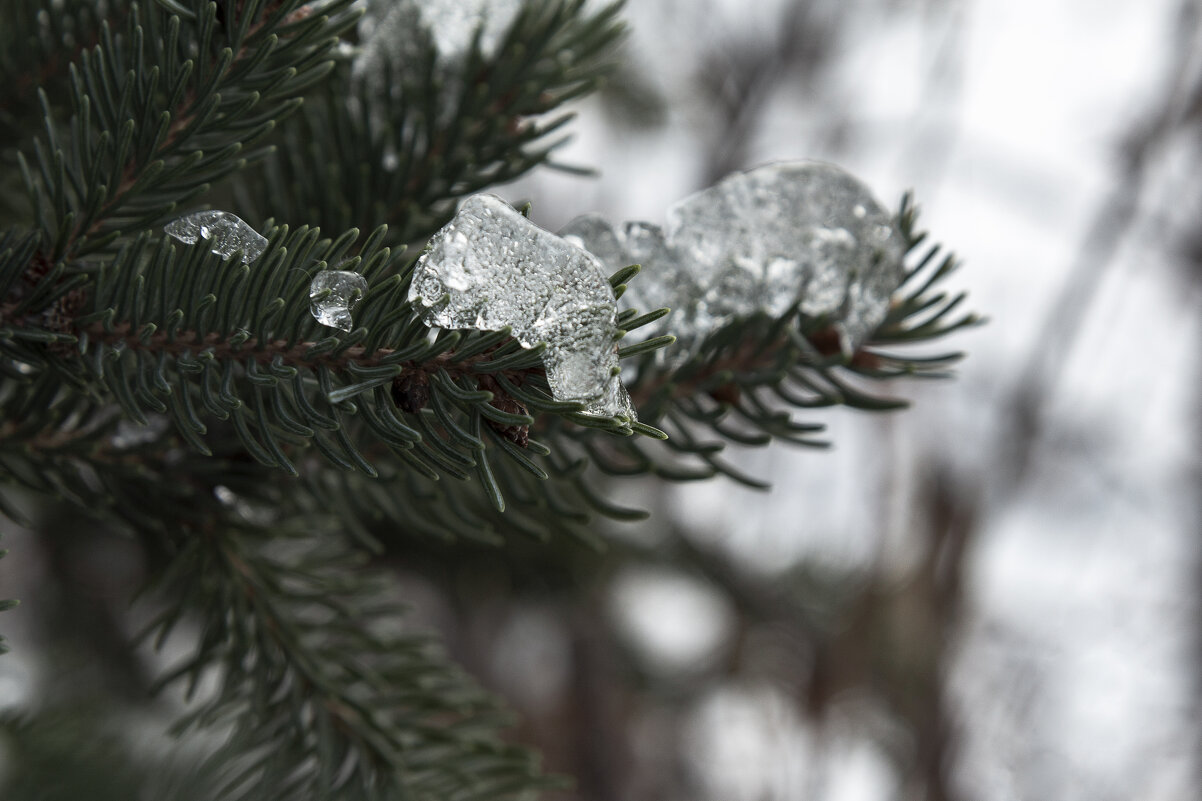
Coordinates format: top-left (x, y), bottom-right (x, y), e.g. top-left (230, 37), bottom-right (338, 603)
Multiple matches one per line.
top-left (411, 195), bottom-right (634, 419)
top-left (164, 210), bottom-right (267, 264)
top-left (309, 270), bottom-right (369, 332)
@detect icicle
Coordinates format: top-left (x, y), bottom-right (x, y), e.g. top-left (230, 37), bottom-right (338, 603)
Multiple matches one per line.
top-left (409, 194), bottom-right (635, 419)
top-left (164, 210), bottom-right (267, 264)
top-left (309, 270), bottom-right (369, 333)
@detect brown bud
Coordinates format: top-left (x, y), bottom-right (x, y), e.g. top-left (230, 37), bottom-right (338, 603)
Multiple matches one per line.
top-left (707, 382), bottom-right (741, 406)
top-left (391, 372), bottom-right (430, 414)
top-left (44, 288), bottom-right (87, 358)
top-left (807, 326), bottom-right (843, 356)
top-left (485, 394), bottom-right (529, 448)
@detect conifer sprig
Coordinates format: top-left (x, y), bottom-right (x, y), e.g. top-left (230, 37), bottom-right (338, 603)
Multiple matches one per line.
top-left (15, 0), bottom-right (358, 261)
top-left (0, 1), bottom-right (981, 796)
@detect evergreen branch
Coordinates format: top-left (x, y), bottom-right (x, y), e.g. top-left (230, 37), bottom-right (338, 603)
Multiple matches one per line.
top-left (143, 521), bottom-right (556, 801)
top-left (0, 0), bottom-right (132, 154)
top-left (0, 187), bottom-right (975, 537)
top-left (554, 195), bottom-right (981, 489)
top-left (246, 0), bottom-right (627, 245)
top-left (0, 532), bottom-right (12, 655)
top-left (13, 0), bottom-right (359, 260)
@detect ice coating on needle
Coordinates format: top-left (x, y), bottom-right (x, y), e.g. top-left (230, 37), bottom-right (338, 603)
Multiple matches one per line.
top-left (409, 195), bottom-right (635, 419)
top-left (164, 210), bottom-right (267, 264)
top-left (668, 161), bottom-right (906, 353)
top-left (310, 270), bottom-right (369, 333)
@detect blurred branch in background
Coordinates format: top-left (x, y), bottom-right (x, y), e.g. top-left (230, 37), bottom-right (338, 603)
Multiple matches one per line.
top-left (1004, 0), bottom-right (1202, 485)
top-left (502, 0), bottom-right (1202, 799)
top-left (694, 3), bottom-right (836, 186)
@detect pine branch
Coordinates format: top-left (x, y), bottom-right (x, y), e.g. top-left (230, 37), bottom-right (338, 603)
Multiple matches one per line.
top-left (0, 191), bottom-right (976, 537)
top-left (547, 195), bottom-right (983, 489)
top-left (0, 0), bottom-right (132, 156)
top-left (13, 0), bottom-right (358, 261)
top-left (244, 0), bottom-right (627, 245)
top-left (139, 519), bottom-right (558, 801)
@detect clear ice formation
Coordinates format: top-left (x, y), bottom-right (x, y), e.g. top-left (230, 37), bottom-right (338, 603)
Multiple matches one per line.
top-left (560, 161), bottom-right (907, 356)
top-left (310, 270), bottom-right (369, 333)
top-left (409, 194), bottom-right (634, 419)
top-left (559, 216), bottom-right (688, 345)
top-left (164, 210), bottom-right (267, 264)
top-left (355, 0), bottom-right (521, 95)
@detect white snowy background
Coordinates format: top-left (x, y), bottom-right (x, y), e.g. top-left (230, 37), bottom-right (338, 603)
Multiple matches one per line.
top-left (508, 0), bottom-right (1202, 799)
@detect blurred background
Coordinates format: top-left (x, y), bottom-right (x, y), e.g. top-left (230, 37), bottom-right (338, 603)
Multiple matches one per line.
top-left (2, 0), bottom-right (1201, 799)
top-left (498, 0), bottom-right (1202, 798)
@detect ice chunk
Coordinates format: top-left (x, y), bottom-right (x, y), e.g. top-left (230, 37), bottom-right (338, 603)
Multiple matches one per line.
top-left (410, 195), bottom-right (634, 419)
top-left (310, 270), bottom-right (369, 332)
top-left (164, 210), bottom-right (267, 264)
top-left (565, 162), bottom-right (906, 358)
top-left (559, 215), bottom-right (627, 275)
top-left (559, 217), bottom-right (692, 343)
top-left (667, 161), bottom-right (906, 354)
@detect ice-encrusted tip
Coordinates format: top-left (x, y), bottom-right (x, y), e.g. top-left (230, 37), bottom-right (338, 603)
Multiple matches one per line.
top-left (310, 270), bottom-right (369, 333)
top-left (164, 210), bottom-right (267, 264)
top-left (409, 194), bottom-right (635, 420)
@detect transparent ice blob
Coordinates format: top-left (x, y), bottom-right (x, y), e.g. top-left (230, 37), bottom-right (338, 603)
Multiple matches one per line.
top-left (667, 161), bottom-right (906, 354)
top-left (409, 194), bottom-right (634, 419)
top-left (309, 270), bottom-right (369, 333)
top-left (164, 210), bottom-right (267, 264)
top-left (562, 161), bottom-right (907, 358)
top-left (559, 216), bottom-right (694, 346)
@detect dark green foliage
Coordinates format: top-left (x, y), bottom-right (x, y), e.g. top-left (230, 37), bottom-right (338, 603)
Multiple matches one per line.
top-left (0, 0), bottom-right (978, 797)
top-left (0, 708), bottom-right (163, 801)
top-left (253, 1), bottom-right (627, 245)
top-left (140, 523), bottom-right (558, 801)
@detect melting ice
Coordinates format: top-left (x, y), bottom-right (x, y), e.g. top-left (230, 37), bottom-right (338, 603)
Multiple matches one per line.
top-left (409, 195), bottom-right (634, 419)
top-left (559, 216), bottom-right (693, 345)
top-left (310, 270), bottom-right (369, 333)
top-left (561, 161), bottom-right (907, 356)
top-left (164, 210), bottom-right (267, 264)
